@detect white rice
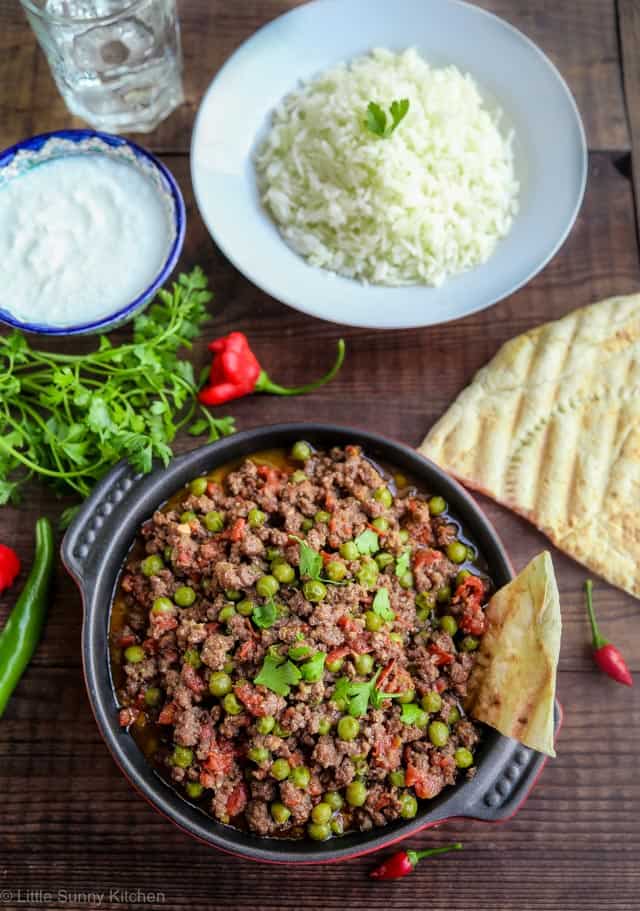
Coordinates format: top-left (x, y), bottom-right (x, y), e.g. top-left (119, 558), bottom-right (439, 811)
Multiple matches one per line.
top-left (255, 48), bottom-right (520, 287)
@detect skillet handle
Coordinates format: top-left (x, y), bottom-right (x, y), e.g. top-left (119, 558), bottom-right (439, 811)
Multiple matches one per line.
top-left (61, 459), bottom-right (145, 587)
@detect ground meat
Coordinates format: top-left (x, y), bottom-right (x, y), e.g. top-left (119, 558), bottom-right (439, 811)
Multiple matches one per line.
top-left (113, 444), bottom-right (492, 840)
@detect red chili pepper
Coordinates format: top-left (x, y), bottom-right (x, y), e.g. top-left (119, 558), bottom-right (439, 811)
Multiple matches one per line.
top-left (585, 580), bottom-right (632, 686)
top-left (0, 544), bottom-right (20, 593)
top-left (198, 332), bottom-right (345, 406)
top-left (370, 842), bottom-right (463, 880)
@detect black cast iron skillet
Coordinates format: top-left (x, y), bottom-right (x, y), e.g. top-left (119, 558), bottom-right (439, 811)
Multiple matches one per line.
top-left (62, 423), bottom-right (560, 865)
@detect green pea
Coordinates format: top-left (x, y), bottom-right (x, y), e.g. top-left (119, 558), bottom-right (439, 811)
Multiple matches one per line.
top-left (204, 510), bottom-right (225, 532)
top-left (397, 689), bottom-right (415, 704)
top-left (389, 632), bottom-right (403, 644)
top-left (456, 569), bottom-right (471, 587)
top-left (223, 659), bottom-right (235, 674)
top-left (248, 746), bottom-right (270, 764)
top-left (314, 510), bottom-right (331, 524)
top-left (292, 470), bottom-right (308, 485)
top-left (152, 596), bottom-right (174, 615)
top-left (311, 802), bottom-right (332, 825)
top-left (421, 692), bottom-right (442, 713)
top-left (301, 517), bottom-right (314, 530)
top-left (439, 615), bottom-right (458, 636)
top-left (400, 792), bottom-right (418, 819)
top-left (399, 571), bottom-right (414, 590)
top-left (337, 716), bottom-right (360, 741)
top-left (225, 588), bottom-right (242, 601)
top-left (141, 555), bottom-right (163, 577)
top-left (271, 758), bottom-right (291, 780)
top-left (185, 781), bottom-right (204, 799)
top-left (339, 541), bottom-right (359, 561)
top-left (428, 496), bottom-right (447, 516)
top-left (124, 645), bottom-right (145, 664)
top-left (466, 545), bottom-right (477, 562)
top-left (448, 706), bottom-right (461, 725)
top-left (291, 441), bottom-right (312, 462)
top-left (330, 817), bottom-right (344, 836)
top-left (248, 508), bottom-right (266, 528)
top-left (174, 586), bottom-right (196, 607)
top-left (428, 721), bottom-right (449, 747)
top-left (172, 745), bottom-right (193, 768)
top-left (207, 672), bottom-right (232, 698)
top-left (271, 802), bottom-right (291, 824)
top-left (266, 547), bottom-right (282, 562)
top-left (180, 510), bottom-right (197, 524)
top-left (325, 790), bottom-right (343, 811)
top-left (436, 585), bottom-right (451, 604)
top-left (461, 635), bottom-right (480, 652)
top-left (326, 657), bottom-right (344, 674)
top-left (303, 580), bottom-right (327, 602)
top-left (307, 822), bottom-right (331, 841)
top-left (317, 717), bottom-right (332, 735)
top-left (183, 648), bottom-right (201, 669)
top-left (374, 486), bottom-right (393, 508)
top-left (326, 561), bottom-right (347, 582)
top-left (389, 770), bottom-right (405, 788)
top-left (256, 715), bottom-right (275, 735)
top-left (416, 607), bottom-right (432, 623)
top-left (289, 766), bottom-right (310, 789)
top-left (372, 517), bottom-right (390, 534)
top-left (354, 653), bottom-right (374, 675)
top-left (454, 747), bottom-right (474, 769)
top-left (345, 781), bottom-right (368, 807)
top-left (237, 599), bottom-right (255, 616)
top-left (375, 552), bottom-right (395, 569)
top-left (163, 546), bottom-right (173, 563)
top-left (365, 610), bottom-right (384, 632)
top-left (288, 645), bottom-right (312, 661)
top-left (447, 541), bottom-right (468, 564)
top-left (189, 477), bottom-right (208, 496)
top-left (222, 693), bottom-right (242, 715)
top-left (398, 529), bottom-right (410, 544)
top-left (357, 562), bottom-right (379, 589)
top-left (218, 605), bottom-right (236, 623)
top-left (273, 722), bottom-right (290, 738)
top-left (273, 562), bottom-right (295, 584)
top-left (144, 687), bottom-right (162, 707)
top-left (256, 575), bottom-right (280, 598)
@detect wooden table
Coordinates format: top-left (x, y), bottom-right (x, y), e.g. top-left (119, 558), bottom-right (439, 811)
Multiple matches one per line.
top-left (1, 2), bottom-right (639, 909)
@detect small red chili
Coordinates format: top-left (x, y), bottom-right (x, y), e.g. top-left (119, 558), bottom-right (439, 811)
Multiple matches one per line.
top-left (585, 579), bottom-right (632, 686)
top-left (370, 842), bottom-right (463, 880)
top-left (0, 544), bottom-right (20, 593)
top-left (198, 332), bottom-right (345, 406)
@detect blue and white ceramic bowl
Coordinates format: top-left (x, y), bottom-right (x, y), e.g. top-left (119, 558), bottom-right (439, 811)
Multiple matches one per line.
top-left (0, 129), bottom-right (186, 336)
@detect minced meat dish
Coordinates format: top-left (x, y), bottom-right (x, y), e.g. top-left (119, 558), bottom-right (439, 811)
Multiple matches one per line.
top-left (111, 443), bottom-right (492, 841)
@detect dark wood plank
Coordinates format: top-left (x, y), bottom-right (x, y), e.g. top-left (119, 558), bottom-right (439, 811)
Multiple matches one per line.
top-left (0, 0), bottom-right (629, 152)
top-left (619, 0), bottom-right (640, 245)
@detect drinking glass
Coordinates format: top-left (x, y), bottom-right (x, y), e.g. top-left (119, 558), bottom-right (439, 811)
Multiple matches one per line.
top-left (19, 0), bottom-right (184, 133)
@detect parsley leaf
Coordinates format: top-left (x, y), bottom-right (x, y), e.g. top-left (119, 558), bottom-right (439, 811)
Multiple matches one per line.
top-left (252, 599), bottom-right (278, 629)
top-left (254, 655), bottom-right (302, 697)
top-left (395, 548), bottom-right (412, 578)
top-left (331, 667), bottom-right (402, 718)
top-left (364, 98), bottom-right (410, 138)
top-left (372, 587), bottom-right (395, 621)
top-left (355, 529), bottom-right (379, 556)
top-left (300, 651), bottom-right (326, 682)
top-left (298, 539), bottom-right (323, 580)
top-left (400, 703), bottom-right (427, 726)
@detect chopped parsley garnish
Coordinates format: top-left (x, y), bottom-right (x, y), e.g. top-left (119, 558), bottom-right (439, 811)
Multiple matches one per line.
top-left (300, 651), bottom-right (326, 683)
top-left (333, 667), bottom-right (403, 717)
top-left (355, 529), bottom-right (379, 556)
top-left (254, 654), bottom-right (301, 697)
top-left (294, 537), bottom-right (346, 585)
top-left (252, 599), bottom-right (278, 629)
top-left (365, 98), bottom-right (410, 139)
top-left (400, 703), bottom-right (427, 726)
top-left (372, 587), bottom-right (395, 622)
top-left (395, 547), bottom-right (412, 578)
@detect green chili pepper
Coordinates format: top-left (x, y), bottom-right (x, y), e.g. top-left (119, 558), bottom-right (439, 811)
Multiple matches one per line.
top-left (0, 518), bottom-right (55, 717)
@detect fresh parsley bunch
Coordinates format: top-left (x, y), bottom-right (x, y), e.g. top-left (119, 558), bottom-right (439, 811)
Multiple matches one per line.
top-left (0, 267), bottom-right (234, 525)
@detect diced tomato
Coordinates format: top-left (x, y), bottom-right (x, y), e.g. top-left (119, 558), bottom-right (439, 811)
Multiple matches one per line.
top-left (205, 622), bottom-right (220, 634)
top-left (324, 492), bottom-right (336, 511)
top-left (405, 763), bottom-right (443, 799)
top-left (118, 707), bottom-right (140, 727)
top-left (158, 703), bottom-right (177, 725)
top-left (134, 692), bottom-right (147, 710)
top-left (413, 549), bottom-right (441, 569)
top-left (326, 646), bottom-right (350, 664)
top-left (367, 521), bottom-right (387, 537)
top-left (204, 740), bottom-right (236, 775)
top-left (428, 643), bottom-right (454, 666)
top-left (226, 782), bottom-right (248, 817)
top-left (435, 678), bottom-right (447, 694)
top-left (287, 750), bottom-right (304, 767)
top-left (372, 734), bottom-right (402, 770)
top-left (234, 682), bottom-right (269, 717)
top-left (337, 615), bottom-right (355, 630)
top-left (374, 792), bottom-right (393, 811)
top-left (236, 639), bottom-right (256, 662)
top-left (206, 481), bottom-right (219, 497)
top-left (460, 607), bottom-right (487, 636)
top-left (437, 755), bottom-right (455, 775)
top-left (376, 659), bottom-right (397, 692)
top-left (117, 633), bottom-right (136, 648)
top-left (151, 614), bottom-right (178, 633)
top-left (345, 445), bottom-right (360, 458)
top-left (182, 664), bottom-right (206, 695)
top-left (142, 637), bottom-right (158, 654)
top-left (228, 518), bottom-right (246, 542)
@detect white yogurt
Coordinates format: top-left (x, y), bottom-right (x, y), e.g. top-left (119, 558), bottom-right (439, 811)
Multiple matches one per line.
top-left (0, 154), bottom-right (174, 328)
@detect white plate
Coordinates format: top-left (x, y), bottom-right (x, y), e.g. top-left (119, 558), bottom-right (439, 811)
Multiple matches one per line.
top-left (191, 0), bottom-right (587, 329)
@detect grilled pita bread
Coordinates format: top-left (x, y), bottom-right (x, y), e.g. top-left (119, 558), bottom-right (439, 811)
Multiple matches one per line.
top-left (420, 294), bottom-right (640, 599)
top-left (465, 551), bottom-right (561, 757)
